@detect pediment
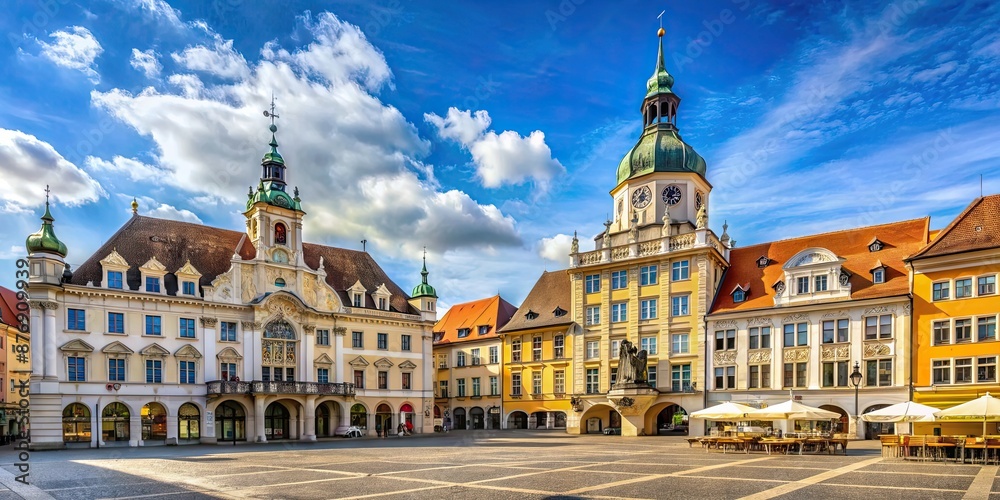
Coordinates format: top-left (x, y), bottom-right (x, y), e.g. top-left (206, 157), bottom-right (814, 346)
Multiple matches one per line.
top-left (217, 347), bottom-right (242, 361)
top-left (784, 248), bottom-right (840, 269)
top-left (60, 339), bottom-right (94, 352)
top-left (373, 283), bottom-right (391, 296)
top-left (314, 353), bottom-right (334, 365)
top-left (176, 259), bottom-right (202, 277)
top-left (174, 344), bottom-right (203, 358)
top-left (140, 343), bottom-right (170, 357)
top-left (398, 360), bottom-right (417, 370)
top-left (349, 355), bottom-right (369, 367)
top-left (140, 256), bottom-right (167, 273)
top-left (101, 341), bottom-right (133, 355)
top-left (100, 249), bottom-right (130, 268)
top-left (373, 357), bottom-right (394, 369)
top-left (348, 279), bottom-right (367, 293)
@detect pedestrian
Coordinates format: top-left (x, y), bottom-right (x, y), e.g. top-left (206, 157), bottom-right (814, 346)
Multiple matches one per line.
top-left (405, 420), bottom-right (413, 435)
top-left (375, 421), bottom-right (382, 439)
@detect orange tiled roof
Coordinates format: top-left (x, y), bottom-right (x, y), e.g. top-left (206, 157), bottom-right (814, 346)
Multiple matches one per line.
top-left (433, 295), bottom-right (518, 345)
top-left (500, 270), bottom-right (573, 333)
top-left (0, 286), bottom-right (19, 328)
top-left (711, 218), bottom-right (929, 314)
top-left (909, 194), bottom-right (1000, 260)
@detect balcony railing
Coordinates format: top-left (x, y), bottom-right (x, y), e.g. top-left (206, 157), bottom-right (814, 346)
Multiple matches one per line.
top-left (207, 380), bottom-right (355, 396)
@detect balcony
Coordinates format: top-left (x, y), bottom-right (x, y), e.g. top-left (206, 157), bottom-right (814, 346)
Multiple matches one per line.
top-left (206, 380), bottom-right (355, 396)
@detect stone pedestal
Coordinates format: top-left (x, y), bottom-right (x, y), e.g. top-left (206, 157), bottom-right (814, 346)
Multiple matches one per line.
top-left (608, 385), bottom-right (659, 437)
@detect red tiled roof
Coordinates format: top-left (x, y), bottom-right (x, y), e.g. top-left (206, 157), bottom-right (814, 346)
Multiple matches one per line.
top-left (909, 194), bottom-right (1000, 260)
top-left (711, 218), bottom-right (929, 314)
top-left (499, 270), bottom-right (573, 333)
top-left (0, 286), bottom-right (20, 328)
top-left (432, 295), bottom-right (518, 345)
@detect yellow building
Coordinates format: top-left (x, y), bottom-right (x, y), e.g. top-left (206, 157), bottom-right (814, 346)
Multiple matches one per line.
top-left (909, 194), bottom-right (1000, 436)
top-left (1, 286), bottom-right (30, 441)
top-left (498, 271), bottom-right (575, 429)
top-left (432, 295), bottom-right (517, 430)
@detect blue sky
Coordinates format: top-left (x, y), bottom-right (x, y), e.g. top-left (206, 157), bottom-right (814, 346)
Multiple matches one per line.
top-left (2, 0), bottom-right (999, 311)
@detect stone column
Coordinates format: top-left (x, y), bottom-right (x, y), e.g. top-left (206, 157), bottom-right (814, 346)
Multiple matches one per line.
top-left (302, 396), bottom-right (317, 441)
top-left (43, 304), bottom-right (58, 379)
top-left (254, 395), bottom-right (267, 443)
top-left (201, 317), bottom-right (218, 382)
top-left (29, 304), bottom-right (43, 377)
top-left (302, 326), bottom-right (315, 382)
top-left (244, 321), bottom-right (262, 381)
top-left (130, 413), bottom-right (141, 447)
top-left (165, 414), bottom-right (179, 445)
top-left (333, 327), bottom-right (346, 383)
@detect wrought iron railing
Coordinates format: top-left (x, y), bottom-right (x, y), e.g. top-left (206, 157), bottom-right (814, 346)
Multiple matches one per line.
top-left (206, 380), bottom-right (355, 396)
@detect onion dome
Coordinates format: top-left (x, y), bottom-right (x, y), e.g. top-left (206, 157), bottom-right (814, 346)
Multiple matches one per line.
top-left (410, 252), bottom-right (437, 298)
top-left (616, 127), bottom-right (707, 183)
top-left (25, 193), bottom-right (68, 258)
top-left (646, 27), bottom-right (674, 98)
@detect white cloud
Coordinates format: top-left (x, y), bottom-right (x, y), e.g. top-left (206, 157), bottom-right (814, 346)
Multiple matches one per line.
top-left (171, 36), bottom-right (249, 80)
top-left (85, 155), bottom-right (169, 182)
top-left (37, 26), bottom-right (103, 83)
top-left (0, 129), bottom-right (105, 212)
top-left (120, 0), bottom-right (183, 28)
top-left (425, 107), bottom-right (565, 191)
top-left (130, 48), bottom-right (162, 78)
top-left (91, 11), bottom-right (521, 257)
top-left (537, 233), bottom-right (573, 264)
top-left (124, 195), bottom-right (202, 223)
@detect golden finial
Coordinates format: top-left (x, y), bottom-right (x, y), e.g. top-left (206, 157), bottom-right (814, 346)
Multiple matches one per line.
top-left (657, 10), bottom-right (665, 37)
top-left (131, 197), bottom-right (139, 214)
top-left (657, 27), bottom-right (665, 37)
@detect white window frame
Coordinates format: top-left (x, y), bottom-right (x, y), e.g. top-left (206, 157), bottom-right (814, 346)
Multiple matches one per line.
top-left (586, 305), bottom-right (600, 325)
top-left (640, 298), bottom-right (657, 320)
top-left (640, 265), bottom-right (658, 286)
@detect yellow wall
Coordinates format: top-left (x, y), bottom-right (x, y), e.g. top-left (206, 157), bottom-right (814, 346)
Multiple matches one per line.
top-left (501, 326), bottom-right (574, 416)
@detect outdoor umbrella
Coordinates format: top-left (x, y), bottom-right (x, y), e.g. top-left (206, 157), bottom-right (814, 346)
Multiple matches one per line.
top-left (690, 402), bottom-right (757, 420)
top-left (934, 392), bottom-right (1000, 436)
top-left (744, 399), bottom-right (840, 420)
top-left (861, 401), bottom-right (938, 423)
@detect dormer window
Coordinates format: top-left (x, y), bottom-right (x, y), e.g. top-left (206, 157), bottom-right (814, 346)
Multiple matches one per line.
top-left (553, 307), bottom-right (567, 317)
top-left (274, 223), bottom-right (287, 245)
top-left (525, 310), bottom-right (538, 320)
top-left (458, 328), bottom-right (470, 338)
top-left (732, 284), bottom-right (749, 303)
top-left (873, 269), bottom-right (885, 284)
top-left (378, 297), bottom-right (387, 310)
top-left (868, 238), bottom-right (884, 252)
top-left (146, 276), bottom-right (161, 293)
top-left (100, 249), bottom-right (130, 291)
top-left (478, 325), bottom-right (489, 335)
top-left (139, 257), bottom-right (167, 295)
top-left (796, 276), bottom-right (810, 294)
top-left (107, 271), bottom-right (123, 289)
top-left (773, 281), bottom-right (786, 295)
top-left (182, 281), bottom-right (196, 295)
top-left (433, 332), bottom-right (444, 342)
top-left (756, 256), bottom-right (771, 268)
top-left (353, 294), bottom-right (362, 307)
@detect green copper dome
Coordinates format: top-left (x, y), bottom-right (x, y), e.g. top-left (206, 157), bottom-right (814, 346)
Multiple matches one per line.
top-left (646, 29), bottom-right (675, 98)
top-left (262, 132), bottom-right (284, 165)
top-left (25, 202), bottom-right (68, 258)
top-left (616, 126), bottom-right (707, 184)
top-left (411, 255), bottom-right (437, 298)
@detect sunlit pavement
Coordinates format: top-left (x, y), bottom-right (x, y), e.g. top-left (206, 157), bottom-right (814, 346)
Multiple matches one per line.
top-left (0, 432), bottom-right (998, 499)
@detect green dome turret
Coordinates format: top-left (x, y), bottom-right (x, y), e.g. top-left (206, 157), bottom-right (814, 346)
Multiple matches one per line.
top-left (646, 27), bottom-right (675, 98)
top-left (25, 187), bottom-right (68, 258)
top-left (246, 98), bottom-right (303, 212)
top-left (411, 251), bottom-right (437, 298)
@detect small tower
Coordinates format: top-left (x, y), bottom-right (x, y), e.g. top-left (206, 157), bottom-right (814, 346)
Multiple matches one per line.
top-left (26, 185), bottom-right (68, 286)
top-left (408, 249), bottom-right (438, 321)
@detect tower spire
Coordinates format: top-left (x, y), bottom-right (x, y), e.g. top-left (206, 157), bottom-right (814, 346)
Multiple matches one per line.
top-left (26, 185), bottom-right (68, 258)
top-left (411, 246), bottom-right (437, 298)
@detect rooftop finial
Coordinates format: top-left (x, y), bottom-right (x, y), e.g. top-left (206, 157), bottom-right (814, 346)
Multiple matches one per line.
top-left (657, 10), bottom-right (665, 37)
top-left (45, 184), bottom-right (51, 205)
top-left (131, 197), bottom-right (139, 215)
top-left (263, 93), bottom-right (279, 133)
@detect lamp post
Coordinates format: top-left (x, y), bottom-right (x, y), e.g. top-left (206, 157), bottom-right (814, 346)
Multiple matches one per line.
top-left (849, 361), bottom-right (863, 439)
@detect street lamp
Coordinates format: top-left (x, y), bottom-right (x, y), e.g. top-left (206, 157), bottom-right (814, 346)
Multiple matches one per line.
top-left (849, 361), bottom-right (863, 438)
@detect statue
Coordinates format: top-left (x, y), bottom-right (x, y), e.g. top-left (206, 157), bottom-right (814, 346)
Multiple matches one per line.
top-left (602, 220), bottom-right (612, 248)
top-left (615, 340), bottom-right (648, 387)
top-left (570, 231), bottom-right (579, 254)
top-left (661, 209), bottom-right (671, 237)
top-left (696, 204), bottom-right (707, 229)
top-left (629, 212), bottom-right (639, 243)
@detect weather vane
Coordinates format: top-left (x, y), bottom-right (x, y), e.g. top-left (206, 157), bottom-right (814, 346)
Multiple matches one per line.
top-left (44, 184), bottom-right (51, 205)
top-left (658, 10), bottom-right (665, 28)
top-left (263, 94), bottom-right (279, 129)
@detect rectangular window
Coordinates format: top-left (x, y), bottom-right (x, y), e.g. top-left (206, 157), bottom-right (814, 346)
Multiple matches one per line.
top-left (955, 319), bottom-right (973, 343)
top-left (377, 332), bottom-right (388, 349)
top-left (107, 271), bottom-right (123, 289)
top-left (439, 380), bottom-right (448, 398)
top-left (586, 340), bottom-right (600, 359)
top-left (317, 368), bottom-right (329, 384)
top-left (795, 362), bottom-right (807, 388)
top-left (511, 373), bottom-right (521, 396)
top-left (865, 359), bottom-right (893, 387)
top-left (978, 316), bottom-right (997, 341)
top-left (68, 357), bottom-right (86, 381)
top-left (179, 318), bottom-right (196, 338)
top-left (182, 281), bottom-right (196, 295)
top-left (457, 351), bottom-right (466, 367)
top-left (378, 297), bottom-right (387, 310)
top-left (145, 315), bottom-right (161, 336)
top-left (671, 364), bottom-right (691, 392)
top-left (611, 339), bottom-right (621, 358)
top-left (932, 281), bottom-right (950, 301)
top-left (108, 359), bottom-right (125, 382)
top-left (146, 359), bottom-right (162, 383)
top-left (402, 372), bottom-right (412, 390)
top-left (715, 367), bottom-right (736, 390)
top-left (489, 376), bottom-right (498, 396)
top-left (978, 357), bottom-right (997, 383)
top-left (814, 275), bottom-right (828, 292)
top-left (378, 371), bottom-right (388, 390)
top-left (67, 308), bottom-right (86, 330)
top-left (749, 364), bottom-right (770, 389)
top-left (532, 372), bottom-right (542, 394)
top-left (955, 278), bottom-right (973, 298)
top-left (352, 331), bottom-right (363, 348)
top-left (932, 360), bottom-right (951, 384)
top-left (822, 321), bottom-right (835, 344)
top-left (586, 368), bottom-right (600, 394)
top-left (610, 367), bottom-right (618, 386)
top-left (671, 333), bottom-right (689, 354)
top-left (979, 275), bottom-right (997, 296)
top-left (933, 321), bottom-right (951, 345)
top-left (640, 265), bottom-right (658, 286)
top-left (554, 335), bottom-right (564, 358)
top-left (458, 328), bottom-right (470, 338)
top-left (285, 368), bottom-right (294, 382)
top-left (457, 378), bottom-right (467, 397)
top-left (220, 362), bottom-right (236, 380)
top-left (489, 346), bottom-right (499, 364)
top-left (478, 325), bottom-right (489, 335)
top-left (586, 305), bottom-right (601, 325)
top-left (354, 369), bottom-right (364, 389)
top-left (353, 294), bottom-right (362, 307)
top-left (796, 276), bottom-right (810, 294)
top-left (262, 367), bottom-right (271, 382)
top-left (472, 348), bottom-right (482, 365)
top-left (671, 295), bottom-right (689, 317)
top-left (639, 298), bottom-right (657, 320)
top-left (396, 334), bottom-right (409, 351)
top-left (783, 324), bottom-right (795, 347)
top-left (180, 361), bottom-right (196, 384)
top-left (146, 276), bottom-right (161, 293)
top-left (532, 337), bottom-right (542, 361)
top-left (472, 377), bottom-right (481, 396)
top-left (554, 370), bottom-right (565, 394)
top-left (822, 362), bottom-right (850, 387)
top-left (671, 260), bottom-right (689, 281)
top-left (955, 358), bottom-right (973, 383)
top-left (221, 321), bottom-right (237, 342)
top-left (511, 339), bottom-right (521, 362)
top-left (837, 319), bottom-right (849, 343)
top-left (749, 326), bottom-right (771, 349)
top-left (648, 365), bottom-right (658, 388)
top-left (108, 312), bottom-right (124, 334)
top-left (641, 336), bottom-right (658, 355)
top-left (783, 363), bottom-right (794, 388)
top-left (585, 274), bottom-right (601, 293)
top-left (316, 329), bottom-right (330, 346)
top-left (822, 320), bottom-right (850, 344)
top-left (611, 302), bottom-right (628, 323)
top-left (611, 270), bottom-right (628, 290)
top-left (797, 323), bottom-right (808, 346)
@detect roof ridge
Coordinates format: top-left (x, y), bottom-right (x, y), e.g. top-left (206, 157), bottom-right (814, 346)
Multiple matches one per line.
top-left (908, 197), bottom-right (986, 260)
top-left (733, 217), bottom-right (929, 251)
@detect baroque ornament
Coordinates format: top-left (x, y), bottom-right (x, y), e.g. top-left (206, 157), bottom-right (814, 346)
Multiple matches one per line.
top-left (748, 350), bottom-right (771, 364)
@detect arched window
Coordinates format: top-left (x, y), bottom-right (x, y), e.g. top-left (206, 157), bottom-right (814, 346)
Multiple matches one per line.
top-left (63, 403), bottom-right (91, 443)
top-left (141, 402), bottom-right (167, 441)
top-left (264, 403), bottom-right (290, 440)
top-left (274, 223), bottom-right (287, 245)
top-left (215, 401), bottom-right (245, 441)
top-left (262, 319), bottom-right (296, 382)
top-left (102, 402), bottom-right (130, 442)
top-left (376, 403), bottom-right (393, 432)
top-left (350, 403), bottom-right (368, 428)
top-left (178, 403), bottom-right (200, 440)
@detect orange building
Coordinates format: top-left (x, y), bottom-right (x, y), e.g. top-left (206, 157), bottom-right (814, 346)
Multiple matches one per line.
top-left (432, 295), bottom-right (517, 430)
top-left (0, 286), bottom-right (28, 441)
top-left (908, 194), bottom-right (1000, 435)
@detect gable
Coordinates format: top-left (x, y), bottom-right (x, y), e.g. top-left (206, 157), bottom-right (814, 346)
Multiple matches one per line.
top-left (314, 353), bottom-right (334, 365)
top-left (398, 360), bottom-right (417, 370)
top-left (100, 249), bottom-right (129, 268)
top-left (101, 341), bottom-right (133, 355)
top-left (349, 355), bottom-right (369, 367)
top-left (140, 343), bottom-right (170, 357)
top-left (140, 256), bottom-right (167, 273)
top-left (60, 339), bottom-right (94, 352)
top-left (373, 357), bottom-right (394, 369)
top-left (176, 259), bottom-right (202, 277)
top-left (174, 344), bottom-right (203, 358)
top-left (217, 347), bottom-right (242, 360)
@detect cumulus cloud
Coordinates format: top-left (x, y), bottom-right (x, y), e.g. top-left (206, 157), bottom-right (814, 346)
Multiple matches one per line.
top-left (171, 35), bottom-right (249, 80)
top-left (120, 0), bottom-right (183, 28)
top-left (130, 48), bottom-right (162, 78)
top-left (90, 11), bottom-right (521, 256)
top-left (124, 194), bottom-right (202, 223)
top-left (425, 108), bottom-right (565, 191)
top-left (37, 26), bottom-right (103, 83)
top-left (537, 233), bottom-right (573, 264)
top-left (0, 129), bottom-right (105, 212)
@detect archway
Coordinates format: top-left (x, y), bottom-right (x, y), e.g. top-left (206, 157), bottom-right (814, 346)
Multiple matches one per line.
top-left (453, 407), bottom-right (467, 430)
top-left (316, 403), bottom-right (331, 437)
top-left (400, 403), bottom-right (415, 431)
top-left (376, 403), bottom-right (393, 434)
top-left (215, 401), bottom-right (246, 441)
top-left (102, 402), bottom-right (130, 442)
top-left (579, 405), bottom-right (616, 434)
top-left (487, 406), bottom-right (501, 430)
top-left (531, 411), bottom-right (547, 429)
top-left (506, 411), bottom-right (527, 430)
top-left (141, 402), bottom-right (168, 441)
top-left (864, 404), bottom-right (895, 439)
top-left (178, 403), bottom-right (200, 441)
top-left (814, 405), bottom-right (848, 435)
top-left (265, 402), bottom-right (290, 440)
top-left (350, 403), bottom-right (368, 429)
top-left (62, 403), bottom-right (91, 443)
top-left (554, 411), bottom-right (567, 429)
top-left (470, 407), bottom-right (484, 429)
top-left (434, 405), bottom-right (442, 419)
top-left (655, 404), bottom-right (688, 435)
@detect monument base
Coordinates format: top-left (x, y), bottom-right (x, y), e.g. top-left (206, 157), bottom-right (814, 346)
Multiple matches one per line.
top-left (608, 385), bottom-right (659, 437)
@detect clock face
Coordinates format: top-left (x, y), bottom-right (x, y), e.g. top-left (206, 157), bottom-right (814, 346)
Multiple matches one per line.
top-left (631, 186), bottom-right (652, 209)
top-left (662, 185), bottom-right (682, 206)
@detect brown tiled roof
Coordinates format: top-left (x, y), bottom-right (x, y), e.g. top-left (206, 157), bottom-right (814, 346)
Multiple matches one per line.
top-left (711, 218), bottom-right (929, 314)
top-left (909, 194), bottom-right (1000, 260)
top-left (499, 270), bottom-right (573, 333)
top-left (432, 295), bottom-right (518, 345)
top-left (0, 286), bottom-right (20, 328)
top-left (69, 215), bottom-right (418, 314)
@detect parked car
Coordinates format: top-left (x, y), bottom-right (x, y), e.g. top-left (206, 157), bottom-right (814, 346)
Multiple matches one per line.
top-left (603, 427), bottom-right (621, 435)
top-left (342, 426), bottom-right (363, 438)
